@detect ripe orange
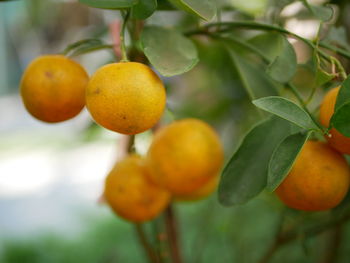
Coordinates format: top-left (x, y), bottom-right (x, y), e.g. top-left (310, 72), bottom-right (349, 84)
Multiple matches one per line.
top-left (86, 62), bottom-right (166, 135)
top-left (175, 175), bottom-right (219, 202)
top-left (319, 87), bottom-right (350, 154)
top-left (276, 141), bottom-right (350, 211)
top-left (104, 155), bottom-right (170, 222)
top-left (146, 118), bottom-right (224, 195)
top-left (20, 55), bottom-right (88, 122)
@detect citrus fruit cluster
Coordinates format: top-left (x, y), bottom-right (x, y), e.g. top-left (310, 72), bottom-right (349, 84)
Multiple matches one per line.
top-left (20, 55), bottom-right (165, 135)
top-left (103, 118), bottom-right (224, 222)
top-left (275, 87), bottom-right (350, 211)
top-left (20, 55), bottom-right (224, 223)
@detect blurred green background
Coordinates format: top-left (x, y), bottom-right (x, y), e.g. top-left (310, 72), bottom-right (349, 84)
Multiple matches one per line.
top-left (1, 0), bottom-right (350, 262)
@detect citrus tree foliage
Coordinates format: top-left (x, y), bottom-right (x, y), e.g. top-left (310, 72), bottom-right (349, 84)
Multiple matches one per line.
top-left (67, 0), bottom-right (350, 210)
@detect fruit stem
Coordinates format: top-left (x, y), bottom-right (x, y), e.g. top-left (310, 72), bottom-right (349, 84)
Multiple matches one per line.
top-left (165, 204), bottom-right (183, 263)
top-left (120, 9), bottom-right (130, 62)
top-left (135, 224), bottom-right (160, 263)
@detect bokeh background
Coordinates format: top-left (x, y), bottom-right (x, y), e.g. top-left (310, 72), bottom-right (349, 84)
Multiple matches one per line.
top-left (1, 0), bottom-right (350, 262)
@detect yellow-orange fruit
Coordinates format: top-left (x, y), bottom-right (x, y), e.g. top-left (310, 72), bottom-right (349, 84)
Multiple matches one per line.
top-left (146, 118), bottom-right (224, 195)
top-left (175, 175), bottom-right (219, 202)
top-left (20, 55), bottom-right (88, 122)
top-left (276, 141), bottom-right (350, 211)
top-left (86, 62), bottom-right (166, 135)
top-left (104, 155), bottom-right (170, 222)
top-left (319, 87), bottom-right (350, 154)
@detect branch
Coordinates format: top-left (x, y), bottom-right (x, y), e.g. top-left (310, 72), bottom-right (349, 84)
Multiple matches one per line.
top-left (165, 204), bottom-right (183, 263)
top-left (135, 224), bottom-right (160, 263)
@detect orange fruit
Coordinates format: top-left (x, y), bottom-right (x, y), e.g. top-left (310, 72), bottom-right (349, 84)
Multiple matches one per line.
top-left (276, 141), bottom-right (350, 211)
top-left (20, 55), bottom-right (88, 122)
top-left (86, 62), bottom-right (166, 135)
top-left (146, 118), bottom-right (224, 195)
top-left (319, 87), bottom-right (350, 154)
top-left (175, 175), bottom-right (219, 202)
top-left (104, 155), bottom-right (170, 222)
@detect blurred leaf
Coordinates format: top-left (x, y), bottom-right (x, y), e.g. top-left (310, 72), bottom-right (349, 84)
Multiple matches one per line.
top-left (157, 0), bottom-right (176, 9)
top-left (248, 33), bottom-right (284, 62)
top-left (333, 190), bottom-right (350, 217)
top-left (331, 103), bottom-right (350, 136)
top-left (79, 0), bottom-right (138, 9)
top-left (267, 131), bottom-right (309, 191)
top-left (335, 75), bottom-right (350, 109)
top-left (131, 0), bottom-right (157, 19)
top-left (63, 39), bottom-right (113, 57)
top-left (331, 75), bottom-right (350, 136)
top-left (223, 39), bottom-right (278, 99)
top-left (266, 37), bottom-right (297, 83)
top-left (141, 26), bottom-right (199, 76)
top-left (315, 68), bottom-right (335, 87)
top-left (302, 0), bottom-right (333, 21)
top-left (168, 0), bottom-right (216, 20)
top-left (323, 26), bottom-right (350, 51)
top-left (253, 96), bottom-right (319, 130)
top-left (218, 116), bottom-right (299, 206)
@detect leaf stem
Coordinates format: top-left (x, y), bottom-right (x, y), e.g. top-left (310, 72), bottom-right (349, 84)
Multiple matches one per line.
top-left (120, 9), bottom-right (131, 62)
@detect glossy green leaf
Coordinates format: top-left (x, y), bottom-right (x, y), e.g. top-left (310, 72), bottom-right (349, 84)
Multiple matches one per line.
top-left (141, 26), bottom-right (199, 76)
top-left (331, 75), bottom-right (350, 137)
top-left (218, 116), bottom-right (300, 206)
top-left (266, 37), bottom-right (297, 83)
top-left (267, 131), bottom-right (310, 192)
top-left (253, 96), bottom-right (319, 130)
top-left (168, 0), bottom-right (216, 21)
top-left (79, 0), bottom-right (138, 9)
top-left (302, 0), bottom-right (333, 22)
top-left (223, 40), bottom-right (278, 99)
top-left (131, 0), bottom-right (157, 19)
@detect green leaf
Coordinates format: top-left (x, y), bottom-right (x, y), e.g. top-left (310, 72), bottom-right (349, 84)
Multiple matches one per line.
top-left (168, 0), bottom-right (216, 21)
top-left (223, 40), bottom-right (278, 99)
top-left (323, 27), bottom-right (350, 51)
top-left (131, 0), bottom-right (157, 19)
top-left (335, 75), bottom-right (350, 110)
top-left (302, 0), bottom-right (333, 22)
top-left (315, 68), bottom-right (335, 87)
top-left (141, 26), bottom-right (199, 76)
top-left (248, 33), bottom-right (284, 62)
top-left (252, 96), bottom-right (319, 130)
top-left (331, 103), bottom-right (350, 137)
top-left (267, 131), bottom-right (310, 192)
top-left (266, 37), bottom-right (297, 83)
top-left (157, 0), bottom-right (176, 10)
top-left (78, 0), bottom-right (138, 9)
top-left (63, 39), bottom-right (113, 57)
top-left (331, 75), bottom-right (350, 137)
top-left (218, 116), bottom-right (300, 206)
